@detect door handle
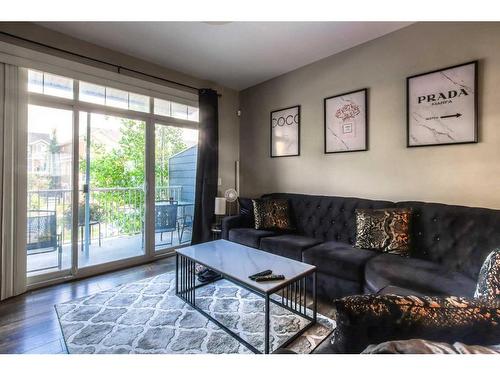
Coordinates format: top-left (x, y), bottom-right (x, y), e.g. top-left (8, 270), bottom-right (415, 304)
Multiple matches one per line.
top-left (83, 184), bottom-right (89, 193)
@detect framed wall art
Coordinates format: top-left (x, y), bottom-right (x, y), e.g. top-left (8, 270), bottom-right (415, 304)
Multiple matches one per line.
top-left (270, 105), bottom-right (300, 157)
top-left (324, 88), bottom-right (368, 153)
top-left (407, 61), bottom-right (478, 147)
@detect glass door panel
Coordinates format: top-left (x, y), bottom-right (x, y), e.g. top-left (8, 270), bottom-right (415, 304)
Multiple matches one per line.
top-left (78, 112), bottom-right (146, 268)
top-left (154, 124), bottom-right (198, 251)
top-left (26, 105), bottom-right (73, 276)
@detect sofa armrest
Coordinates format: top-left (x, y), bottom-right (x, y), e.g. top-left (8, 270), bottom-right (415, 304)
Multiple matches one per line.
top-left (221, 215), bottom-right (252, 239)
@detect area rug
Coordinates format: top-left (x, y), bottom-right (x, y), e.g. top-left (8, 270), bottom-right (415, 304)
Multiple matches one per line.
top-left (55, 271), bottom-right (335, 354)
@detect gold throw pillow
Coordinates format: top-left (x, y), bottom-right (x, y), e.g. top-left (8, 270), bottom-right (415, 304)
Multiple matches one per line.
top-left (355, 208), bottom-right (411, 256)
top-left (252, 199), bottom-right (293, 231)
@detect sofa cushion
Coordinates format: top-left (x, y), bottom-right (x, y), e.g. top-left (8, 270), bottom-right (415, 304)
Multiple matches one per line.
top-left (365, 254), bottom-right (476, 297)
top-left (302, 241), bottom-right (378, 282)
top-left (228, 228), bottom-right (277, 249)
top-left (259, 234), bottom-right (321, 261)
top-left (332, 294), bottom-right (500, 354)
top-left (221, 214), bottom-right (253, 239)
top-left (315, 272), bottom-right (362, 300)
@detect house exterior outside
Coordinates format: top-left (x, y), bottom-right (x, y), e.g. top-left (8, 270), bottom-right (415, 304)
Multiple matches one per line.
top-left (168, 145), bottom-right (197, 203)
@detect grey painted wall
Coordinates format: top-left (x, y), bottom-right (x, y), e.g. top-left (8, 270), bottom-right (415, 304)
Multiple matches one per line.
top-left (0, 22), bottom-right (240, 197)
top-left (239, 22), bottom-right (500, 209)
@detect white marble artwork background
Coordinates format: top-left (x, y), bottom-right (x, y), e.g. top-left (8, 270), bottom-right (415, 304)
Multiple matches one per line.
top-left (325, 90), bottom-right (366, 152)
top-left (271, 106), bottom-right (299, 156)
top-left (408, 63), bottom-right (476, 146)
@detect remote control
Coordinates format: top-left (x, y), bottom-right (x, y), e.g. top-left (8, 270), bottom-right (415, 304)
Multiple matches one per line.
top-left (249, 269), bottom-right (273, 280)
top-left (254, 274), bottom-right (285, 282)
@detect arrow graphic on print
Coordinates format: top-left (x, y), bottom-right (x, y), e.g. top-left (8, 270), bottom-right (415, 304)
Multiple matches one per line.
top-left (440, 113), bottom-right (462, 119)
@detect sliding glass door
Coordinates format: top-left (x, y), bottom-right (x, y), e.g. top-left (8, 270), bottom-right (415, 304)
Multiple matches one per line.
top-left (78, 112), bottom-right (146, 268)
top-left (154, 124), bottom-right (198, 251)
top-left (24, 68), bottom-right (199, 285)
top-left (26, 104), bottom-right (74, 276)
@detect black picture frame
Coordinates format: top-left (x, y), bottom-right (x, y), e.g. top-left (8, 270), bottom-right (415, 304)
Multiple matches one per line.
top-left (406, 60), bottom-right (478, 148)
top-left (270, 105), bottom-right (301, 158)
top-left (324, 88), bottom-right (368, 154)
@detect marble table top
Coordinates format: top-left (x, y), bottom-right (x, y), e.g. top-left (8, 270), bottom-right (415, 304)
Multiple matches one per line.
top-left (177, 240), bottom-right (316, 294)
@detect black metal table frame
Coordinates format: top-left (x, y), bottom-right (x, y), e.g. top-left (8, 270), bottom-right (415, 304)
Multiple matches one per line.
top-left (175, 252), bottom-right (317, 354)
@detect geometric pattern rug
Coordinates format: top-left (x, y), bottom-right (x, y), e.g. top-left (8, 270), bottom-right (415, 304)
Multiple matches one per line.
top-left (55, 271), bottom-right (335, 354)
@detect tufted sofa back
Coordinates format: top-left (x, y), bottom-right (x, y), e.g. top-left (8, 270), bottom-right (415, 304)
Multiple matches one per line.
top-left (262, 193), bottom-right (500, 280)
top-left (396, 201), bottom-right (500, 280)
top-left (262, 193), bottom-right (395, 245)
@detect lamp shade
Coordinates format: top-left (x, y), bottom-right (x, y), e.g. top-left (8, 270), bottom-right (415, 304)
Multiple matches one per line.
top-left (214, 197), bottom-right (226, 215)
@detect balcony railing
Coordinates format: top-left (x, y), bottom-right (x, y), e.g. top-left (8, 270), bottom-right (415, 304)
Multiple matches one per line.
top-left (27, 185), bottom-right (183, 244)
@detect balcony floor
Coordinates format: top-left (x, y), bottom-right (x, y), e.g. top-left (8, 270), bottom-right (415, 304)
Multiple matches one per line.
top-left (27, 230), bottom-right (192, 276)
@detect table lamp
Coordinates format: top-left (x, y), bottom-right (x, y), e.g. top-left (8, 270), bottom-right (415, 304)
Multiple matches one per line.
top-left (214, 197), bottom-right (226, 227)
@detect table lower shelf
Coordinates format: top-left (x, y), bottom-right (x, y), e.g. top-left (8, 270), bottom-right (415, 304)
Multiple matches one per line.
top-left (175, 252), bottom-right (317, 354)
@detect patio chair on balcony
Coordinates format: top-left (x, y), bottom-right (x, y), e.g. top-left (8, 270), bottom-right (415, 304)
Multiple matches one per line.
top-left (27, 210), bottom-right (62, 273)
top-left (142, 201), bottom-right (179, 247)
top-left (75, 202), bottom-right (103, 252)
top-left (178, 204), bottom-right (194, 244)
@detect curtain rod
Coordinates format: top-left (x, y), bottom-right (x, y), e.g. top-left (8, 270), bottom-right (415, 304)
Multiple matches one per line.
top-left (0, 30), bottom-right (211, 94)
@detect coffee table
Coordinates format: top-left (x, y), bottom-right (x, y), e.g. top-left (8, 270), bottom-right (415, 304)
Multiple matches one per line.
top-left (176, 239), bottom-right (317, 354)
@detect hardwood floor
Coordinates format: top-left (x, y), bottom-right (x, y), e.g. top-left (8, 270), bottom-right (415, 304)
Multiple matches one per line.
top-left (0, 256), bottom-right (335, 354)
top-left (0, 257), bottom-right (176, 354)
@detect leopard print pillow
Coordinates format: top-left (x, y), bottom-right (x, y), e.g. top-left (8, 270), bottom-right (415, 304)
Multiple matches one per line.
top-left (252, 199), bottom-right (293, 231)
top-left (355, 208), bottom-right (411, 256)
top-left (474, 248), bottom-right (500, 304)
top-left (332, 294), bottom-right (500, 353)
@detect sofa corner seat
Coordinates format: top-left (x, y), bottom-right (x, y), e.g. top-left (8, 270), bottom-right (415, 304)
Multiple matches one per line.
top-left (364, 254), bottom-right (477, 297)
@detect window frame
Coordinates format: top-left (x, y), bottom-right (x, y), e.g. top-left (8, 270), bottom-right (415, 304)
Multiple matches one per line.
top-left (0, 41), bottom-right (201, 291)
top-left (27, 70), bottom-right (199, 130)
top-left (25, 68), bottom-right (199, 288)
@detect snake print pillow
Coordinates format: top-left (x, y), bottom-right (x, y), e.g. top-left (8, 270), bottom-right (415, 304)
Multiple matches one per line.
top-left (474, 248), bottom-right (500, 304)
top-left (332, 294), bottom-right (500, 353)
top-left (252, 199), bottom-right (293, 231)
top-left (354, 208), bottom-right (412, 256)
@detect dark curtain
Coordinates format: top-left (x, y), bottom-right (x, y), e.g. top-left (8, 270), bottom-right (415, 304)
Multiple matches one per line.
top-left (192, 88), bottom-right (219, 244)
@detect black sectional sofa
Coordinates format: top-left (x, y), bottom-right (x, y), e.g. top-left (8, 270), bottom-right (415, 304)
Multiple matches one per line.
top-left (222, 193), bottom-right (500, 300)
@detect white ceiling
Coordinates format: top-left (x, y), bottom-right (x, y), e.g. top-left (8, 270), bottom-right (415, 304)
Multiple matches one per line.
top-left (37, 22), bottom-right (412, 90)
